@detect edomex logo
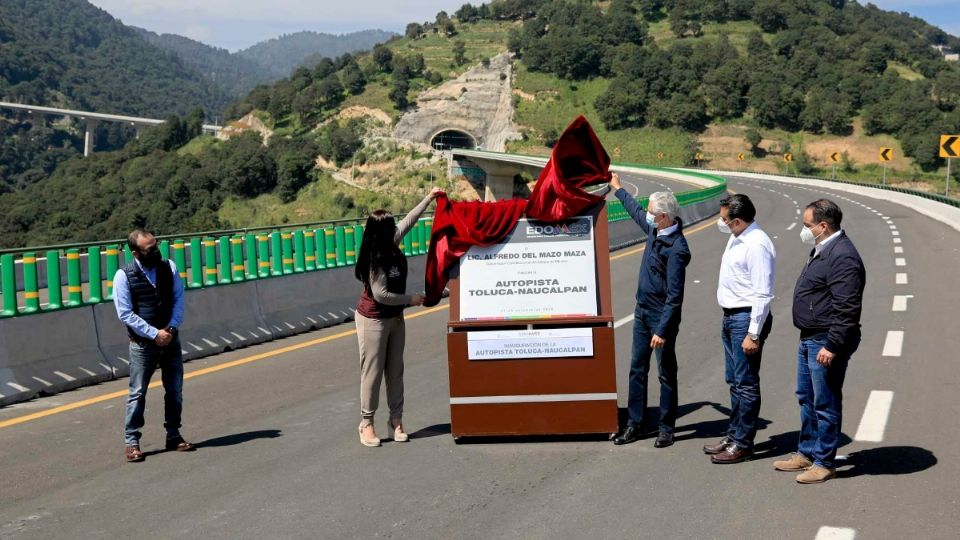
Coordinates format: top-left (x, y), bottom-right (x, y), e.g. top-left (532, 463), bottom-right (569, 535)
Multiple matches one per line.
top-left (526, 219), bottom-right (591, 238)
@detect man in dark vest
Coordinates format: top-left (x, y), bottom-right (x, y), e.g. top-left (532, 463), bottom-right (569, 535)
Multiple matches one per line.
top-left (113, 229), bottom-right (192, 462)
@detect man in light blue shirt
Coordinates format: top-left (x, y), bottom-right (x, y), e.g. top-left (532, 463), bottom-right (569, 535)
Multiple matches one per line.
top-left (113, 229), bottom-right (192, 462)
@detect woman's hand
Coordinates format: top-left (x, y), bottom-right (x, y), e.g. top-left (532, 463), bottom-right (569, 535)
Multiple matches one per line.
top-left (429, 187), bottom-right (444, 200)
top-left (410, 294), bottom-right (426, 306)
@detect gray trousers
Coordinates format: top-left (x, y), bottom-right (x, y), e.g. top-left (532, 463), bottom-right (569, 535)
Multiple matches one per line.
top-left (356, 312), bottom-right (405, 426)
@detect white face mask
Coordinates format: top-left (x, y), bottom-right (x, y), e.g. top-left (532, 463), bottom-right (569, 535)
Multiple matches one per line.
top-left (717, 217), bottom-right (732, 234)
top-left (646, 212), bottom-right (657, 227)
top-left (800, 225), bottom-right (822, 245)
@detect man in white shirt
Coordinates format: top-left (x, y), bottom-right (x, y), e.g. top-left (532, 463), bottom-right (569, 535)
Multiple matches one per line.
top-left (705, 194), bottom-right (776, 464)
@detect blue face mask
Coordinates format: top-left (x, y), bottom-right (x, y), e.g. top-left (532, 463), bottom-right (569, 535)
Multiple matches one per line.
top-left (646, 212), bottom-right (657, 227)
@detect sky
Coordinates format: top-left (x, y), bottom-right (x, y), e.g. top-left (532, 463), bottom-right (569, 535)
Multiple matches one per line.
top-left (88, 0), bottom-right (960, 52)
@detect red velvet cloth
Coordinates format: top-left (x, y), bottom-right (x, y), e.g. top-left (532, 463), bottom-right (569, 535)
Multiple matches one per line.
top-left (424, 115), bottom-right (611, 306)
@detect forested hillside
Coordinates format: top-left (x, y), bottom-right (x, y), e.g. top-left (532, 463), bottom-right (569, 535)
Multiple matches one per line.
top-left (0, 0), bottom-right (230, 192)
top-left (237, 30), bottom-right (398, 80)
top-left (134, 28), bottom-right (272, 99)
top-left (2, 0), bottom-right (959, 248)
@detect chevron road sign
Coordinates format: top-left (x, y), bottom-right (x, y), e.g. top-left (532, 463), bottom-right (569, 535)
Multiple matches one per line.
top-left (784, 153), bottom-right (793, 162)
top-left (880, 148), bottom-right (893, 161)
top-left (830, 152), bottom-right (841, 162)
top-left (940, 135), bottom-right (959, 159)
top-left (737, 153), bottom-right (745, 161)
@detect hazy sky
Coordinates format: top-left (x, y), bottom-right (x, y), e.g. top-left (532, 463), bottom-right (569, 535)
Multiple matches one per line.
top-left (88, 0), bottom-right (960, 52)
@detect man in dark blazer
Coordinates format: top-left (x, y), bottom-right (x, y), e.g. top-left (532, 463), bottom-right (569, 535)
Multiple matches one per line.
top-left (775, 199), bottom-right (865, 484)
top-left (609, 173), bottom-right (692, 448)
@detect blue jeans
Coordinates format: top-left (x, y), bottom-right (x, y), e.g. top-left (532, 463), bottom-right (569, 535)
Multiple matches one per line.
top-left (627, 306), bottom-right (678, 433)
top-left (796, 333), bottom-right (852, 468)
top-left (721, 311), bottom-right (772, 449)
top-left (124, 338), bottom-right (184, 446)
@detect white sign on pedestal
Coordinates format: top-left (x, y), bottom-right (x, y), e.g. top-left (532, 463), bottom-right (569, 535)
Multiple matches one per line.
top-left (459, 217), bottom-right (597, 321)
top-left (467, 328), bottom-right (594, 360)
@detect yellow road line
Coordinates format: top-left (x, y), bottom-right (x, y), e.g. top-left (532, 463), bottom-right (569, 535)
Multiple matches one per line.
top-left (0, 210), bottom-right (724, 430)
top-left (0, 305), bottom-right (448, 430)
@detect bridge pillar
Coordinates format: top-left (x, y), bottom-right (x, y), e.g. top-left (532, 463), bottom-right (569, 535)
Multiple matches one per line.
top-left (83, 120), bottom-right (98, 157)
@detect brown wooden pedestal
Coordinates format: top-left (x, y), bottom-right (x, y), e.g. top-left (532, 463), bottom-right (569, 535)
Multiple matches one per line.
top-left (445, 204), bottom-right (619, 439)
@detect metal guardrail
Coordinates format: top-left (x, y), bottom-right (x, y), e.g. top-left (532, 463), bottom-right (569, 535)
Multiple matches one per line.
top-left (0, 162), bottom-right (728, 318)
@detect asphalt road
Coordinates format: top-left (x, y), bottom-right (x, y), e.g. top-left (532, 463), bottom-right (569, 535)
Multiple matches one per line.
top-left (1, 173), bottom-right (958, 540)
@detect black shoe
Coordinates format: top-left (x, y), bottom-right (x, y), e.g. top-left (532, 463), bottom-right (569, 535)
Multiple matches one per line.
top-left (654, 431), bottom-right (674, 448)
top-left (613, 425), bottom-right (646, 445)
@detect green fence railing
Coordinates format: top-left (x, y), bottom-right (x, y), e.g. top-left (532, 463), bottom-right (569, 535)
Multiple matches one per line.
top-left (0, 164), bottom-right (730, 318)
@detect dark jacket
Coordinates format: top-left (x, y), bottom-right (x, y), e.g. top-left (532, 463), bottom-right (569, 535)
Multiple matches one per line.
top-left (123, 261), bottom-right (174, 343)
top-left (615, 188), bottom-right (691, 338)
top-left (792, 231), bottom-right (866, 354)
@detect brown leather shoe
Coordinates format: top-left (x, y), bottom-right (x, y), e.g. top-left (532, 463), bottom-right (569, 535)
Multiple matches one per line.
top-left (774, 453), bottom-right (814, 472)
top-left (710, 444), bottom-right (753, 464)
top-left (703, 437), bottom-right (731, 455)
top-left (165, 436), bottom-right (195, 452)
top-left (125, 445), bottom-right (144, 463)
top-left (796, 465), bottom-right (836, 484)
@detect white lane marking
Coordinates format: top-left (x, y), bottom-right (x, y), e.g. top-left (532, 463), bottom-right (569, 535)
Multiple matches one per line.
top-left (895, 258), bottom-right (906, 266)
top-left (882, 331), bottom-right (904, 357)
top-left (893, 238), bottom-right (902, 244)
top-left (854, 390), bottom-right (895, 442)
top-left (894, 247), bottom-right (903, 254)
top-left (896, 273), bottom-right (908, 284)
top-left (53, 371), bottom-right (76, 382)
top-left (795, 209), bottom-right (801, 215)
top-left (889, 225), bottom-right (897, 230)
top-left (891, 231), bottom-right (900, 236)
top-left (787, 223), bottom-right (797, 231)
top-left (892, 295), bottom-right (913, 311)
top-left (815, 527), bottom-right (856, 540)
top-left (7, 382), bottom-right (30, 392)
top-left (450, 393), bottom-right (618, 405)
top-left (614, 315), bottom-right (634, 328)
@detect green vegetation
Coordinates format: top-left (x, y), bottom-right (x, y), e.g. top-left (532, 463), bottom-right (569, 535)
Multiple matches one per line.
top-left (4, 0), bottom-right (960, 248)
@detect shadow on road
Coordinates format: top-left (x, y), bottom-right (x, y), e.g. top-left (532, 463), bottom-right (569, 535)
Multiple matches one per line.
top-left (196, 429), bottom-right (283, 448)
top-left (410, 423), bottom-right (451, 439)
top-left (837, 446), bottom-right (937, 477)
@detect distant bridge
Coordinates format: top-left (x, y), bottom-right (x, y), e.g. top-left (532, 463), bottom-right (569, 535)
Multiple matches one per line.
top-left (0, 101), bottom-right (222, 156)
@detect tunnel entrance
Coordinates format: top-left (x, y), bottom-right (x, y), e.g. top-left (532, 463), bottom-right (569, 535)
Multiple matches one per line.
top-left (430, 129), bottom-right (477, 151)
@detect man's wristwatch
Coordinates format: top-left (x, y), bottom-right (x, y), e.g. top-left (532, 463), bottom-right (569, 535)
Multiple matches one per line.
top-left (748, 333), bottom-right (759, 342)
top-left (168, 326), bottom-right (178, 335)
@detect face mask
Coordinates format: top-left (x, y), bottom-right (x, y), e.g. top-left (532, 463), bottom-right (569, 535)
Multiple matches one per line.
top-left (800, 225), bottom-right (821, 245)
top-left (140, 247), bottom-right (162, 268)
top-left (646, 212), bottom-right (657, 227)
top-left (717, 217), bottom-right (731, 234)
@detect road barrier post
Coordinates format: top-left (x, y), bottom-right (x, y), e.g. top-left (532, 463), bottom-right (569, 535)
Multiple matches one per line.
top-left (281, 233), bottom-right (294, 274)
top-left (66, 249), bottom-right (82, 307)
top-left (257, 235), bottom-right (271, 278)
top-left (218, 236), bottom-right (232, 284)
top-left (46, 250), bottom-right (62, 310)
top-left (203, 237), bottom-right (217, 286)
top-left (189, 238), bottom-right (203, 288)
top-left (270, 232), bottom-right (282, 276)
top-left (105, 245), bottom-right (120, 299)
top-left (87, 246), bottom-right (102, 304)
top-left (1, 254), bottom-right (17, 316)
top-left (344, 226), bottom-right (356, 265)
top-left (231, 236), bottom-right (245, 282)
top-left (304, 230), bottom-right (317, 271)
top-left (335, 226), bottom-right (346, 267)
top-left (293, 231), bottom-right (306, 272)
top-left (22, 252), bottom-right (41, 313)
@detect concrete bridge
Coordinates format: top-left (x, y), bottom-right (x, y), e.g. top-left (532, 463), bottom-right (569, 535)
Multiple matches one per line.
top-left (0, 101), bottom-right (222, 156)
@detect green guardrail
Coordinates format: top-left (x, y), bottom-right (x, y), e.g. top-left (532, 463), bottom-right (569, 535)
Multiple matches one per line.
top-left (0, 164), bottom-right (730, 318)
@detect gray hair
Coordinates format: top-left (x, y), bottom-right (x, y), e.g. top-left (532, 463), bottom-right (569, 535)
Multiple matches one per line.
top-left (648, 191), bottom-right (680, 220)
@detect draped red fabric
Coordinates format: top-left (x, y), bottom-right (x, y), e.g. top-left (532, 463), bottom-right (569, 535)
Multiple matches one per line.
top-left (424, 115), bottom-right (610, 306)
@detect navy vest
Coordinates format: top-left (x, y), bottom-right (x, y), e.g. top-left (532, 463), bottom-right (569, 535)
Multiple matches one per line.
top-left (123, 261), bottom-right (174, 342)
